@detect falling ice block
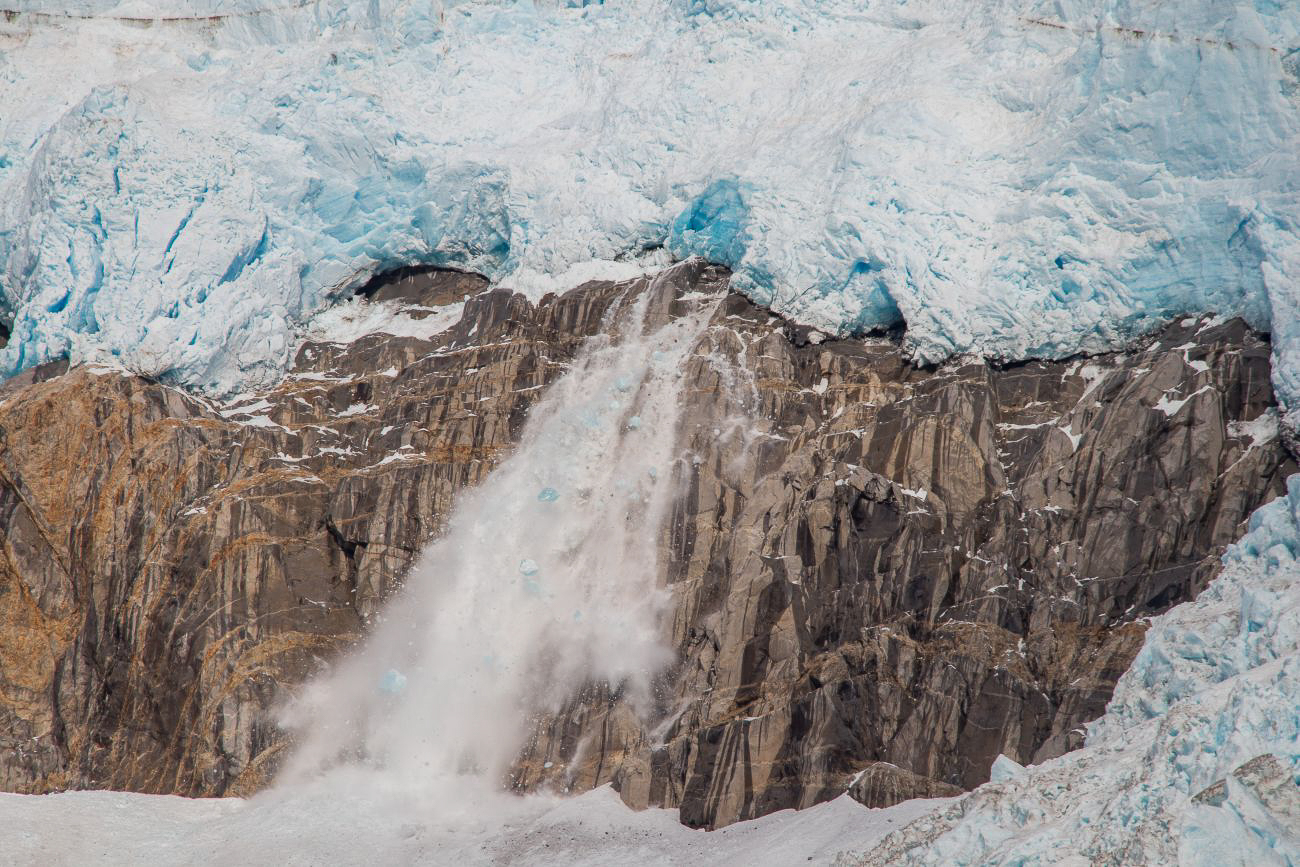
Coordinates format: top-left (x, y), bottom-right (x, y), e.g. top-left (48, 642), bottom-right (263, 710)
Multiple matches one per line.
top-left (626, 416), bottom-right (642, 430)
top-left (379, 669), bottom-right (407, 695)
top-left (537, 487), bottom-right (560, 502)
top-left (519, 559), bottom-right (540, 576)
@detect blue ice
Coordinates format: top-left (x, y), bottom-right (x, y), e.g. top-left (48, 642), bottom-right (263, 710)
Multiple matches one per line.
top-left (378, 668), bottom-right (407, 695)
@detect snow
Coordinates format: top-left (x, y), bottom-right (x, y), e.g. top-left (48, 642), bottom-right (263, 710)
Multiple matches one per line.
top-left (0, 781), bottom-right (943, 866)
top-left (278, 275), bottom-right (722, 805)
top-left (302, 298), bottom-right (466, 345)
top-left (853, 476), bottom-right (1300, 865)
top-left (1, 0), bottom-right (1297, 401)
top-left (987, 754), bottom-right (1025, 784)
top-left (1153, 384), bottom-right (1216, 417)
top-left (1228, 406), bottom-right (1281, 451)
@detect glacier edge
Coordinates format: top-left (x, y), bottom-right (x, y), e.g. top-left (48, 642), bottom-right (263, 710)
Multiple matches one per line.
top-left (0, 0), bottom-right (1297, 399)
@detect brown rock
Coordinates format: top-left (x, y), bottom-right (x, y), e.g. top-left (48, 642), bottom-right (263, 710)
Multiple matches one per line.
top-left (0, 261), bottom-right (1291, 830)
top-left (847, 763), bottom-right (964, 808)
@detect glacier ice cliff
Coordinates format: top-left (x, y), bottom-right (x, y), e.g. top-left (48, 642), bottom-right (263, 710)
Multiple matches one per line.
top-left (853, 477), bottom-right (1300, 866)
top-left (1, 0), bottom-right (1298, 396)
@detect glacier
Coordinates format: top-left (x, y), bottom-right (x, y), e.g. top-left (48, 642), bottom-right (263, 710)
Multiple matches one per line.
top-left (849, 476), bottom-right (1300, 866)
top-left (1, 0), bottom-right (1298, 398)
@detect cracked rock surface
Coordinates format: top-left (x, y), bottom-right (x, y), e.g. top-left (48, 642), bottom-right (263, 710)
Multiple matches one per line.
top-left (0, 262), bottom-right (1290, 828)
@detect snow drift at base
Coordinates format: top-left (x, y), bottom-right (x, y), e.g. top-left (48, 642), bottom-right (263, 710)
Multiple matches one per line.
top-left (0, 780), bottom-right (942, 866)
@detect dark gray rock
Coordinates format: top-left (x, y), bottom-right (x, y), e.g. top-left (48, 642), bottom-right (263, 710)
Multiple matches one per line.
top-left (0, 261), bottom-right (1290, 829)
top-left (848, 763), bottom-right (964, 808)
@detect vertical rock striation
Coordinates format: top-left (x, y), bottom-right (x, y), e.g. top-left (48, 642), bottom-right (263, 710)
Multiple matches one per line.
top-left (0, 262), bottom-right (1290, 827)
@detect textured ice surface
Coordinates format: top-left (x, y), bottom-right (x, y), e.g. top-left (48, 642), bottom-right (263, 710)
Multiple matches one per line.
top-left (2, 0), bottom-right (1299, 396)
top-left (852, 477), bottom-right (1300, 866)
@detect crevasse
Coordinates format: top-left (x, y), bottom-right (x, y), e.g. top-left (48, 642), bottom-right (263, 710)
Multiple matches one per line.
top-left (1, 0), bottom-right (1298, 399)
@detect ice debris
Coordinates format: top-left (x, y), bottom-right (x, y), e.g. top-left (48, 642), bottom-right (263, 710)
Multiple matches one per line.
top-left (378, 669), bottom-right (407, 695)
top-left (518, 559), bottom-right (539, 576)
top-left (988, 754), bottom-right (1024, 783)
top-left (536, 487), bottom-right (560, 502)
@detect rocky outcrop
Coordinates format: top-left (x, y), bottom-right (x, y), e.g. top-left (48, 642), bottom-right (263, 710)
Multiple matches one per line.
top-left (514, 285), bottom-right (1293, 827)
top-left (847, 763), bottom-right (964, 808)
top-left (0, 261), bottom-right (1291, 827)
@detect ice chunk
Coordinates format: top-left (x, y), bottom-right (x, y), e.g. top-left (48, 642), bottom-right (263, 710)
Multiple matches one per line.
top-left (378, 669), bottom-right (407, 695)
top-left (626, 416), bottom-right (642, 431)
top-left (989, 754), bottom-right (1024, 783)
top-left (536, 487), bottom-right (560, 502)
top-left (667, 179), bottom-right (750, 268)
top-left (518, 559), bottom-right (540, 576)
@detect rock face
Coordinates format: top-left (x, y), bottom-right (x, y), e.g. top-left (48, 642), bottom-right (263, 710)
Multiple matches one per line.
top-left (0, 261), bottom-right (1291, 826)
top-left (847, 763), bottom-right (964, 808)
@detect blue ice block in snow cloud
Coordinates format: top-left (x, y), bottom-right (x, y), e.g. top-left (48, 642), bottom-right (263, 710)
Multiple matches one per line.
top-left (379, 668), bottom-right (407, 694)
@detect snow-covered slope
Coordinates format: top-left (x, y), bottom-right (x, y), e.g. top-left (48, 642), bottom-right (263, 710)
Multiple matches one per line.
top-left (849, 476), bottom-right (1300, 866)
top-left (2, 0), bottom-right (1298, 396)
top-left (0, 777), bottom-right (943, 866)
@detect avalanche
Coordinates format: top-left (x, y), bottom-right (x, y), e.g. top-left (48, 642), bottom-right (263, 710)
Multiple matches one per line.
top-left (1, 0), bottom-right (1298, 402)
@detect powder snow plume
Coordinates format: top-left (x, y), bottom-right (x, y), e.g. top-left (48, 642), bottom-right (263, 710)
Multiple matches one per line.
top-left (279, 272), bottom-right (719, 798)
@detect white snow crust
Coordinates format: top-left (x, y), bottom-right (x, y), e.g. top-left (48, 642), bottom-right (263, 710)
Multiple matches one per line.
top-left (2, 0), bottom-right (1298, 399)
top-left (0, 781), bottom-right (944, 866)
